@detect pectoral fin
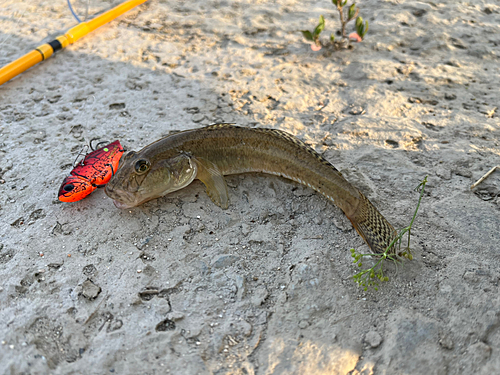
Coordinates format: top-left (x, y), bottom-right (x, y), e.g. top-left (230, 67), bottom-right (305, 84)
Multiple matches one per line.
top-left (192, 156), bottom-right (229, 209)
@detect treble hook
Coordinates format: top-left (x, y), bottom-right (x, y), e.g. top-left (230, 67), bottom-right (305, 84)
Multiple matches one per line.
top-left (72, 144), bottom-right (89, 168)
top-left (89, 138), bottom-right (109, 151)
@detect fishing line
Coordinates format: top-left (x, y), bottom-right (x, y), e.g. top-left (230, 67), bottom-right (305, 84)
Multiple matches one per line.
top-left (67, 0), bottom-right (90, 23)
top-left (67, 0), bottom-right (82, 23)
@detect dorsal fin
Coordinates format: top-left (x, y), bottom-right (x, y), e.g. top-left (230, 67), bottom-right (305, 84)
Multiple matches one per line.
top-left (203, 123), bottom-right (237, 130)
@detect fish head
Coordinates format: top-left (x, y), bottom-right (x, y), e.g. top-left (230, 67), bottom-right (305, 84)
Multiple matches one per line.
top-left (105, 150), bottom-right (197, 208)
top-left (58, 175), bottom-right (94, 202)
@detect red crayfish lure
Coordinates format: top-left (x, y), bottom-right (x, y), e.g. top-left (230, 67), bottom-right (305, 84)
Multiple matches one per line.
top-left (58, 140), bottom-right (124, 202)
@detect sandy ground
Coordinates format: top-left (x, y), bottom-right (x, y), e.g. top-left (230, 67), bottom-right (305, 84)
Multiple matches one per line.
top-left (1, 0), bottom-right (499, 373)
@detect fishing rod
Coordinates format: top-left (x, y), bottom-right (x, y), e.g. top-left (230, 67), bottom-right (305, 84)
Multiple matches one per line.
top-left (0, 0), bottom-right (148, 87)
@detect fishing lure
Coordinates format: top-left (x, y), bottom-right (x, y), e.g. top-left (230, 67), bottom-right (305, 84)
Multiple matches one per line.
top-left (58, 140), bottom-right (124, 202)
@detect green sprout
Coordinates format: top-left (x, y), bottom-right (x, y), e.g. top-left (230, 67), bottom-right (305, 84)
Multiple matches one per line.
top-left (301, 1), bottom-right (368, 49)
top-left (301, 15), bottom-right (325, 47)
top-left (351, 176), bottom-right (428, 291)
top-left (355, 16), bottom-right (369, 39)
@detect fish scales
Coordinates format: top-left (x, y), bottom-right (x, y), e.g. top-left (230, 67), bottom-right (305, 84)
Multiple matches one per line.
top-left (106, 124), bottom-right (396, 254)
top-left (140, 125), bottom-right (360, 206)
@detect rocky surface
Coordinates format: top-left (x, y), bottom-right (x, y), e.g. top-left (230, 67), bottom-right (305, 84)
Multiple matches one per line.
top-left (0, 0), bottom-right (499, 374)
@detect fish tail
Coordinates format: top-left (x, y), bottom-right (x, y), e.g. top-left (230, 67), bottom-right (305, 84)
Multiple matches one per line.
top-left (348, 192), bottom-right (397, 254)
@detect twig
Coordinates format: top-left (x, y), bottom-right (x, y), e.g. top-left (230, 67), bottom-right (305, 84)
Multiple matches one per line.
top-left (470, 166), bottom-right (499, 190)
top-left (336, 3), bottom-right (347, 38)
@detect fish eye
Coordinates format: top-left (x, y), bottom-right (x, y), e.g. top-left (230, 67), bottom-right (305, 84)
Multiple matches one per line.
top-left (63, 184), bottom-right (74, 192)
top-left (135, 159), bottom-right (150, 174)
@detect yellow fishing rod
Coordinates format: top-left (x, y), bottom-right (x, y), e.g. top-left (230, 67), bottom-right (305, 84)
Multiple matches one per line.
top-left (0, 0), bottom-right (148, 87)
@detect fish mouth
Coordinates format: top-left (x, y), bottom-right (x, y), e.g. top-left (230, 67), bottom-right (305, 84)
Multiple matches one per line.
top-left (106, 185), bottom-right (142, 209)
top-left (112, 194), bottom-right (154, 209)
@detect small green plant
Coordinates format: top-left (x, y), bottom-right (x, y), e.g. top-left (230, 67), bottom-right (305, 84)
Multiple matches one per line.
top-left (301, 15), bottom-right (325, 48)
top-left (301, 1), bottom-right (369, 50)
top-left (351, 175), bottom-right (428, 291)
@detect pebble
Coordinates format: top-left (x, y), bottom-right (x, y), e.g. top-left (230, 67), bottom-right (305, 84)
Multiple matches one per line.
top-left (240, 320), bottom-right (252, 337)
top-left (439, 332), bottom-right (454, 350)
top-left (364, 331), bottom-right (382, 348)
top-left (192, 113), bottom-right (205, 123)
top-left (463, 270), bottom-right (479, 283)
top-left (454, 168), bottom-right (472, 178)
top-left (435, 167), bottom-right (452, 181)
top-left (136, 237), bottom-right (151, 250)
top-left (251, 288), bottom-right (269, 306)
top-left (348, 106), bottom-right (365, 116)
top-left (81, 280), bottom-right (101, 300)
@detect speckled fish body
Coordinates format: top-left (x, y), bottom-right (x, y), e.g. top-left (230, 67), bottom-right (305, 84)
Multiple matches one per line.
top-left (106, 124), bottom-right (396, 253)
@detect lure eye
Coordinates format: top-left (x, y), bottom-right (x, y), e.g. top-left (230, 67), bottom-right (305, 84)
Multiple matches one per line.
top-left (63, 184), bottom-right (75, 192)
top-left (135, 159), bottom-right (150, 174)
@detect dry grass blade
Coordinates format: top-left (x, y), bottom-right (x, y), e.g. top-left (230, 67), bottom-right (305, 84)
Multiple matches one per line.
top-left (470, 166), bottom-right (499, 190)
